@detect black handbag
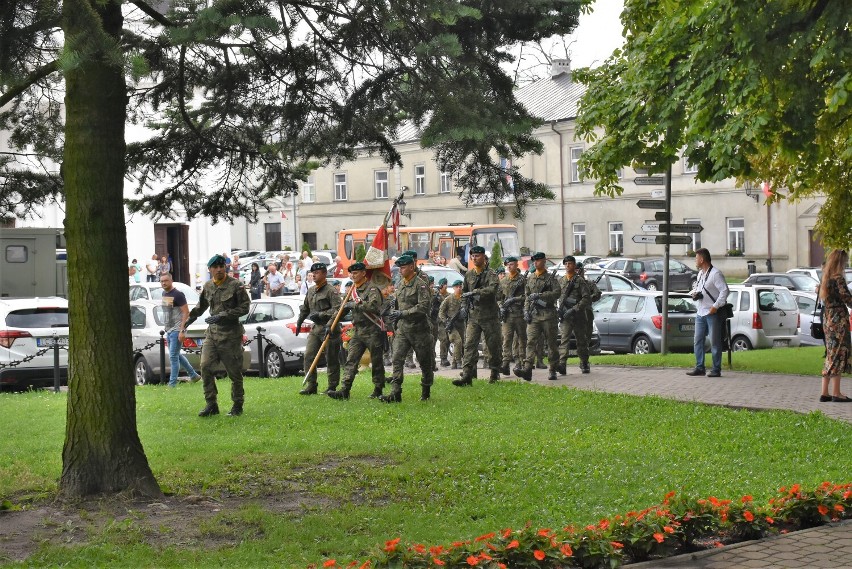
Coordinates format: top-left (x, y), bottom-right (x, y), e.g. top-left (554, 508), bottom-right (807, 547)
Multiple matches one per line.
top-left (810, 300), bottom-right (825, 340)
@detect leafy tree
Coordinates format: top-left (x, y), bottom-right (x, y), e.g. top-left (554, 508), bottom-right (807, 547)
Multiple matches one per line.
top-left (489, 241), bottom-right (503, 269)
top-left (0, 0), bottom-right (585, 497)
top-left (574, 0), bottom-right (852, 248)
top-left (354, 244), bottom-right (367, 262)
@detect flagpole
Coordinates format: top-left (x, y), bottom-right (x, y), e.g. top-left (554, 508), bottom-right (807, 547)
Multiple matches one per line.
top-left (302, 285), bottom-right (355, 386)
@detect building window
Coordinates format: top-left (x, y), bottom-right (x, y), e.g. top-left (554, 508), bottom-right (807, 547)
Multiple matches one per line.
top-left (615, 168), bottom-right (623, 180)
top-left (302, 176), bottom-right (315, 203)
top-left (570, 146), bottom-right (583, 183)
top-left (334, 173), bottom-right (347, 201)
top-left (572, 223), bottom-right (586, 254)
top-left (375, 170), bottom-right (389, 199)
top-left (685, 218), bottom-right (701, 253)
top-left (414, 165), bottom-right (425, 195)
top-left (440, 170), bottom-right (452, 193)
top-left (608, 222), bottom-right (623, 254)
top-left (727, 218), bottom-right (745, 253)
top-left (683, 155), bottom-right (698, 174)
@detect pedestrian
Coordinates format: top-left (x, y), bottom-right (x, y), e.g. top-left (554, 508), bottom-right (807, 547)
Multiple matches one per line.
top-left (556, 255), bottom-right (592, 376)
top-left (295, 262), bottom-right (342, 395)
top-left (160, 273), bottom-right (201, 387)
top-left (687, 248), bottom-right (729, 377)
top-left (439, 280), bottom-right (466, 369)
top-left (514, 252), bottom-right (560, 381)
top-left (578, 262), bottom-right (602, 359)
top-left (184, 254), bottom-right (250, 417)
top-left (230, 254), bottom-right (240, 279)
top-left (158, 255), bottom-right (171, 278)
top-left (128, 264), bottom-right (137, 285)
top-left (383, 255), bottom-right (434, 402)
top-left (266, 263), bottom-right (285, 297)
top-left (818, 249), bottom-right (852, 402)
top-left (498, 256), bottom-right (526, 376)
top-left (131, 259), bottom-right (143, 283)
top-left (434, 278), bottom-right (450, 367)
top-left (446, 246), bottom-right (468, 274)
top-left (146, 254), bottom-right (159, 282)
top-left (327, 262), bottom-right (387, 400)
top-left (454, 245), bottom-right (502, 385)
top-left (248, 262), bottom-right (263, 300)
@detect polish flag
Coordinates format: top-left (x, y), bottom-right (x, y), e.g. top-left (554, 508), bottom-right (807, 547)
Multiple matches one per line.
top-left (363, 225), bottom-right (392, 281)
top-left (761, 182), bottom-right (773, 198)
top-left (280, 210), bottom-right (288, 219)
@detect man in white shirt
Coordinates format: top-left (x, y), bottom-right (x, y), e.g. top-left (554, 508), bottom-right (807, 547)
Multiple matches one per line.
top-left (266, 263), bottom-right (286, 297)
top-left (687, 248), bottom-right (730, 377)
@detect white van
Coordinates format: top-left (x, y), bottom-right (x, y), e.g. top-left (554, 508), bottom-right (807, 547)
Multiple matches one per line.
top-left (726, 284), bottom-right (800, 350)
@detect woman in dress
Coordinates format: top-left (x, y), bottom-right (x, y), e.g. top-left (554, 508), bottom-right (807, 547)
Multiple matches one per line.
top-left (249, 262), bottom-right (262, 300)
top-left (158, 255), bottom-right (171, 277)
top-left (818, 249), bottom-right (852, 402)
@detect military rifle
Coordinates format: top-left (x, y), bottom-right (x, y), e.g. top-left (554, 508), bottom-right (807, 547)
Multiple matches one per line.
top-left (524, 268), bottom-right (556, 323)
top-left (499, 269), bottom-right (527, 322)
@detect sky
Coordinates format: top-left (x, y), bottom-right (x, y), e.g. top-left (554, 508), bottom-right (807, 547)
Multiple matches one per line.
top-left (568, 0), bottom-right (626, 69)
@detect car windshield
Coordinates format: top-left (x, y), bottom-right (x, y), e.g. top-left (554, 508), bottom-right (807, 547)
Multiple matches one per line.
top-left (422, 268), bottom-right (464, 283)
top-left (654, 296), bottom-right (697, 314)
top-left (6, 307), bottom-right (69, 328)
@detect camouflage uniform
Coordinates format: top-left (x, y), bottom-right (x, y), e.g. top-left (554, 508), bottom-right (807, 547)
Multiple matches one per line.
top-left (298, 281), bottom-right (342, 392)
top-left (558, 273), bottom-right (592, 370)
top-left (188, 276), bottom-right (250, 407)
top-left (438, 293), bottom-right (465, 368)
top-left (498, 270), bottom-right (527, 372)
top-left (390, 272), bottom-right (433, 395)
top-left (521, 270), bottom-right (560, 373)
top-left (339, 279), bottom-right (386, 393)
top-left (460, 266), bottom-right (502, 380)
top-left (583, 274), bottom-right (603, 346)
top-left (433, 289), bottom-right (449, 365)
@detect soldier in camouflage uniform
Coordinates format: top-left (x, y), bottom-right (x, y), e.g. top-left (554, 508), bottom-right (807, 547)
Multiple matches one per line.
top-left (401, 249), bottom-right (429, 369)
top-left (185, 254), bottom-right (251, 417)
top-left (382, 255), bottom-right (434, 402)
top-left (498, 256), bottom-right (527, 375)
top-left (557, 256), bottom-right (592, 375)
top-left (514, 252), bottom-right (560, 381)
top-left (438, 280), bottom-right (465, 369)
top-left (296, 262), bottom-right (342, 395)
top-left (453, 245), bottom-right (502, 385)
top-left (577, 263), bottom-right (601, 371)
top-left (328, 262), bottom-right (386, 400)
top-left (433, 278), bottom-right (450, 367)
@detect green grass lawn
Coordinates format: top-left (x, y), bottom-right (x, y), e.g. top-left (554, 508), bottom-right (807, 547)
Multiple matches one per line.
top-left (0, 356), bottom-right (848, 567)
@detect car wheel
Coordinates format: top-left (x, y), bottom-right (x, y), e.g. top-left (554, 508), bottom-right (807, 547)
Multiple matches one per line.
top-left (731, 335), bottom-right (753, 351)
top-left (134, 357), bottom-right (153, 385)
top-left (690, 278), bottom-right (698, 290)
top-left (645, 282), bottom-right (658, 291)
top-left (632, 334), bottom-right (655, 355)
top-left (264, 346), bottom-right (286, 378)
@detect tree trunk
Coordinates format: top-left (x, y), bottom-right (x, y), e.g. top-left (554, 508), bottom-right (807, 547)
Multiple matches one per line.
top-left (59, 0), bottom-right (161, 498)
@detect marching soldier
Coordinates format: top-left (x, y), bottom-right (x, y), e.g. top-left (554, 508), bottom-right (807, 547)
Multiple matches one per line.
top-left (185, 254), bottom-right (251, 417)
top-left (514, 252), bottom-right (560, 381)
top-left (498, 256), bottom-right (527, 375)
top-left (383, 255), bottom-right (434, 402)
top-left (577, 262), bottom-right (602, 370)
top-left (328, 262), bottom-right (387, 400)
top-left (439, 280), bottom-right (465, 369)
top-left (434, 278), bottom-right (450, 367)
top-left (557, 256), bottom-right (592, 375)
top-left (296, 262), bottom-right (342, 395)
top-left (453, 245), bottom-right (502, 385)
top-left (401, 249), bottom-right (428, 369)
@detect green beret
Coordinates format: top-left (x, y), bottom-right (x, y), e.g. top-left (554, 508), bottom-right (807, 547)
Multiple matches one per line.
top-left (329, 279), bottom-right (340, 286)
top-left (428, 275), bottom-right (435, 282)
top-left (403, 250), bottom-right (418, 260)
top-left (310, 262), bottom-right (327, 272)
top-left (395, 255), bottom-right (414, 266)
top-left (438, 278), bottom-right (448, 286)
top-left (504, 256), bottom-right (518, 263)
top-left (496, 266), bottom-right (505, 273)
top-left (470, 245), bottom-right (486, 254)
top-left (207, 254), bottom-right (228, 267)
top-left (563, 255), bottom-right (576, 264)
top-left (452, 279), bottom-right (463, 287)
top-left (348, 262), bottom-right (366, 272)
top-left (531, 252), bottom-right (546, 261)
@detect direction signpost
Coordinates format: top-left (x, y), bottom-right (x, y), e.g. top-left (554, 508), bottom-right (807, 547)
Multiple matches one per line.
top-left (658, 223), bottom-right (703, 233)
top-left (640, 223), bottom-right (660, 232)
top-left (654, 211), bottom-right (672, 221)
top-left (631, 234), bottom-right (693, 245)
top-left (634, 176), bottom-right (666, 186)
top-left (636, 199), bottom-right (666, 209)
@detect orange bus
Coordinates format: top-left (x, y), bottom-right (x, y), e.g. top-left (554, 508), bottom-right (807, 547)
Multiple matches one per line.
top-left (336, 224), bottom-right (529, 272)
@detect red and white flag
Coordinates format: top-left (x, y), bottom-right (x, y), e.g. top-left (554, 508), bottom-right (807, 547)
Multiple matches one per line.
top-left (363, 224), bottom-right (392, 280)
top-left (761, 181), bottom-right (773, 198)
top-left (280, 210), bottom-right (288, 220)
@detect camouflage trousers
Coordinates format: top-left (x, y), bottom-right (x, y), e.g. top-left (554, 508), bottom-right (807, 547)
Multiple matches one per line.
top-left (559, 312), bottom-right (590, 363)
top-left (392, 321), bottom-right (434, 388)
top-left (524, 317), bottom-right (559, 371)
top-left (341, 329), bottom-right (386, 391)
top-left (200, 335), bottom-right (245, 405)
top-left (462, 315), bottom-right (502, 376)
top-left (501, 314), bottom-right (527, 366)
top-left (304, 329), bottom-right (341, 390)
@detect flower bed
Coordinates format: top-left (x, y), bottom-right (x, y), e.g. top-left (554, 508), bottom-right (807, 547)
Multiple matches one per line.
top-left (312, 482), bottom-right (851, 568)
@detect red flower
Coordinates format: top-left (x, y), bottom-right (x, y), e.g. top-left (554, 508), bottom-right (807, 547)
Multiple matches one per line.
top-left (537, 528), bottom-right (552, 537)
top-left (790, 484), bottom-right (801, 494)
top-left (384, 538), bottom-right (401, 552)
top-left (479, 553), bottom-right (493, 561)
top-left (835, 504), bottom-right (845, 512)
top-left (741, 495), bottom-right (753, 503)
top-left (466, 555), bottom-right (478, 566)
top-left (533, 550), bottom-right (546, 561)
top-left (598, 519), bottom-right (610, 530)
top-left (664, 490), bottom-right (676, 501)
top-left (743, 511), bottom-right (754, 522)
top-left (506, 540), bottom-right (520, 549)
top-left (433, 560), bottom-right (445, 567)
top-left (475, 532), bottom-right (496, 542)
top-left (430, 545), bottom-right (445, 556)
top-left (818, 505), bottom-right (829, 516)
top-left (498, 564), bottom-right (506, 569)
top-left (502, 528), bottom-right (513, 538)
top-left (766, 516), bottom-right (775, 524)
top-left (323, 561), bottom-right (337, 568)
top-left (663, 526), bottom-right (675, 534)
top-left (359, 563), bottom-right (371, 569)
top-left (413, 544), bottom-right (426, 554)
top-left (844, 490), bottom-right (852, 500)
top-left (610, 541), bottom-right (624, 548)
top-left (560, 543), bottom-right (573, 557)
top-left (653, 533), bottom-right (665, 543)
top-left (714, 541), bottom-right (724, 548)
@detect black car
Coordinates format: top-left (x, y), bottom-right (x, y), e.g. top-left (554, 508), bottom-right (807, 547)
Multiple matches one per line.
top-left (742, 272), bottom-right (819, 292)
top-left (610, 257), bottom-right (698, 292)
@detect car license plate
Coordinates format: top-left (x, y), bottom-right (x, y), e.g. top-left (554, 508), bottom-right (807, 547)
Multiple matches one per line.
top-left (772, 339), bottom-right (789, 348)
top-left (680, 324), bottom-right (694, 332)
top-left (37, 337), bottom-right (68, 347)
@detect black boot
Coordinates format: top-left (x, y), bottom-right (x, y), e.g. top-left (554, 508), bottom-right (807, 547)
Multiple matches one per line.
top-left (513, 366), bottom-right (532, 382)
top-left (227, 403), bottom-right (243, 416)
top-left (581, 361), bottom-right (591, 374)
top-left (420, 385), bottom-right (431, 401)
top-left (452, 372), bottom-right (473, 387)
top-left (557, 362), bottom-right (567, 375)
top-left (548, 370), bottom-right (558, 381)
top-left (198, 402), bottom-right (219, 417)
top-left (488, 369), bottom-right (500, 384)
top-left (328, 388), bottom-right (350, 400)
top-left (368, 386), bottom-right (383, 399)
top-left (321, 385), bottom-right (337, 395)
top-left (536, 360), bottom-right (547, 369)
top-left (379, 388), bottom-right (402, 403)
top-left (299, 384), bottom-right (318, 395)
top-left (500, 364), bottom-right (511, 375)
top-left (440, 359), bottom-right (451, 367)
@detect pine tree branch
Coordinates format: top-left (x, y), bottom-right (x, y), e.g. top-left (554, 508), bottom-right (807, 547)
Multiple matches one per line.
top-left (126, 0), bottom-right (176, 28)
top-left (0, 59), bottom-right (58, 108)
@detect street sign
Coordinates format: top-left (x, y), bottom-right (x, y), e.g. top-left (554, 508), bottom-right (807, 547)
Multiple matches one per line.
top-left (634, 176), bottom-right (666, 186)
top-left (658, 223), bottom-right (703, 233)
top-left (632, 234), bottom-right (693, 245)
top-left (651, 189), bottom-right (665, 198)
top-left (654, 211), bottom-right (672, 221)
top-left (641, 224), bottom-right (660, 232)
top-left (636, 199), bottom-right (666, 209)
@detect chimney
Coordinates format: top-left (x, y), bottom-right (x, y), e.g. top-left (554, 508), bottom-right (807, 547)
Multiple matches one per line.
top-left (551, 58), bottom-right (571, 80)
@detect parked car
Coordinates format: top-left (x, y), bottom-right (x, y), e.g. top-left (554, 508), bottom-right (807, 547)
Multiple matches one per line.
top-left (790, 291), bottom-right (823, 347)
top-left (418, 265), bottom-right (465, 293)
top-left (726, 284), bottom-right (800, 350)
top-left (593, 291), bottom-right (702, 354)
top-left (743, 272), bottom-right (819, 292)
top-left (786, 267), bottom-right (852, 291)
top-left (240, 296), bottom-right (311, 376)
top-left (129, 281), bottom-right (199, 305)
top-left (584, 270), bottom-right (642, 291)
top-left (0, 297), bottom-right (69, 390)
top-left (601, 257), bottom-right (697, 291)
top-left (597, 257), bottom-right (632, 272)
top-left (130, 300), bottom-right (251, 385)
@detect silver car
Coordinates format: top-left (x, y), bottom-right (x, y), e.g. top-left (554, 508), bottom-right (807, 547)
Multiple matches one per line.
top-left (240, 297), bottom-right (310, 377)
top-left (791, 291), bottom-right (823, 347)
top-left (130, 300), bottom-right (251, 385)
top-left (593, 291), bottom-right (702, 354)
top-left (129, 281), bottom-right (199, 305)
top-left (726, 285), bottom-right (800, 350)
top-left (0, 297), bottom-right (69, 390)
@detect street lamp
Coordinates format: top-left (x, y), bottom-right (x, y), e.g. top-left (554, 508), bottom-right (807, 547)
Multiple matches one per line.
top-left (743, 181), bottom-right (760, 202)
top-left (396, 186), bottom-right (410, 218)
